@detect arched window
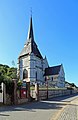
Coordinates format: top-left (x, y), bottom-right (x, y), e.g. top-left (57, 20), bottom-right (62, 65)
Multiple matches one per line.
top-left (36, 71), bottom-right (37, 81)
top-left (23, 69), bottom-right (28, 79)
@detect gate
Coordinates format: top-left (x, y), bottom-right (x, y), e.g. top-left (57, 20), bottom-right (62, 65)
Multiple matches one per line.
top-left (30, 84), bottom-right (35, 99)
top-left (0, 83), bottom-right (3, 103)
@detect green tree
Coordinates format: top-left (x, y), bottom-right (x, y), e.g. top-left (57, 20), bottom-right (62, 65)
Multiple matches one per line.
top-left (0, 64), bottom-right (17, 84)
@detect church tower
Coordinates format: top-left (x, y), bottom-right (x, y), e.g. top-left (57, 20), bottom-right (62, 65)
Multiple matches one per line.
top-left (17, 16), bottom-right (49, 84)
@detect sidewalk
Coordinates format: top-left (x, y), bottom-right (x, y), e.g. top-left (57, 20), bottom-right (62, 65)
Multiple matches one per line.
top-left (56, 97), bottom-right (78, 120)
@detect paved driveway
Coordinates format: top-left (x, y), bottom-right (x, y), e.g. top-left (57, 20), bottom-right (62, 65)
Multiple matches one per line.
top-left (0, 94), bottom-right (78, 120)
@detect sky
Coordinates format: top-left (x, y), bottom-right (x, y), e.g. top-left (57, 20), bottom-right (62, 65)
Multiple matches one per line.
top-left (0, 0), bottom-right (78, 86)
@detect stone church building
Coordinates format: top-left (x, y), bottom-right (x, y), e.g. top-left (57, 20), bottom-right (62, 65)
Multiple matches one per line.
top-left (17, 16), bottom-right (49, 84)
top-left (17, 16), bottom-right (65, 88)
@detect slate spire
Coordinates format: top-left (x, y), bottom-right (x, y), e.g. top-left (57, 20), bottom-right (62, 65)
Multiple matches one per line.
top-left (19, 16), bottom-right (43, 59)
top-left (27, 15), bottom-right (34, 41)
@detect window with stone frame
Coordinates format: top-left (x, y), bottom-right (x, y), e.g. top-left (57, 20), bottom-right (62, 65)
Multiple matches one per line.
top-left (36, 71), bottom-right (37, 81)
top-left (52, 77), bottom-right (53, 81)
top-left (23, 69), bottom-right (28, 79)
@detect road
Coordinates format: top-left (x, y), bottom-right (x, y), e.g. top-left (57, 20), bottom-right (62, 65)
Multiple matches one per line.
top-left (0, 94), bottom-right (78, 120)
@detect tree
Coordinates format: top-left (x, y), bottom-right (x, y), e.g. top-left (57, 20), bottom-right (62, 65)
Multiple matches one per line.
top-left (0, 64), bottom-right (17, 85)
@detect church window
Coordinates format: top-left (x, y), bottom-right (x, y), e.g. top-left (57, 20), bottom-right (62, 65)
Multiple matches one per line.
top-left (36, 71), bottom-right (37, 81)
top-left (52, 77), bottom-right (53, 81)
top-left (23, 69), bottom-right (28, 79)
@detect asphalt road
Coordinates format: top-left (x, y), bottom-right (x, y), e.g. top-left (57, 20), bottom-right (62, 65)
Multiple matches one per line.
top-left (0, 94), bottom-right (78, 120)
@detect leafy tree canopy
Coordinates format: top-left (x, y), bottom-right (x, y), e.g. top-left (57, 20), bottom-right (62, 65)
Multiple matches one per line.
top-left (0, 64), bottom-right (17, 84)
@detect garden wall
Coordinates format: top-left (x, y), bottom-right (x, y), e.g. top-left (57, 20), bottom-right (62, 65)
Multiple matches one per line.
top-left (39, 89), bottom-right (78, 100)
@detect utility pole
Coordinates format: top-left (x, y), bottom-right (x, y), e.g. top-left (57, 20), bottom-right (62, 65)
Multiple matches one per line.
top-left (45, 77), bottom-right (48, 99)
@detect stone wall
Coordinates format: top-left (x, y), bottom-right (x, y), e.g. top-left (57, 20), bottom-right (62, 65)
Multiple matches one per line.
top-left (48, 89), bottom-right (70, 98)
top-left (39, 90), bottom-right (47, 100)
top-left (17, 98), bottom-right (28, 104)
top-left (38, 89), bottom-right (78, 100)
top-left (6, 94), bottom-right (12, 105)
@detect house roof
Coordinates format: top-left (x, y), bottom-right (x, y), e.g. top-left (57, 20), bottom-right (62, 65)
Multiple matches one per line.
top-left (19, 16), bottom-right (43, 59)
top-left (45, 65), bottom-right (61, 76)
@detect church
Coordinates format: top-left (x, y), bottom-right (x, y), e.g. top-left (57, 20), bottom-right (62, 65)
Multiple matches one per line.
top-left (17, 16), bottom-right (65, 88)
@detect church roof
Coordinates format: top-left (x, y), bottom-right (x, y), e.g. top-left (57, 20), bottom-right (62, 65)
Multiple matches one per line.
top-left (19, 16), bottom-right (43, 59)
top-left (45, 65), bottom-right (62, 76)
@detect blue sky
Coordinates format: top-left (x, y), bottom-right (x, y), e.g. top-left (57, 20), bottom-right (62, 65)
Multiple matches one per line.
top-left (0, 0), bottom-right (78, 86)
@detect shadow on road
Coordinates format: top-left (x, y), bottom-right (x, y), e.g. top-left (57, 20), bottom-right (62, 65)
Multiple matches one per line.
top-left (0, 114), bottom-right (10, 116)
top-left (50, 93), bottom-right (78, 102)
top-left (0, 101), bottom-right (66, 113)
top-left (0, 94), bottom-right (78, 113)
